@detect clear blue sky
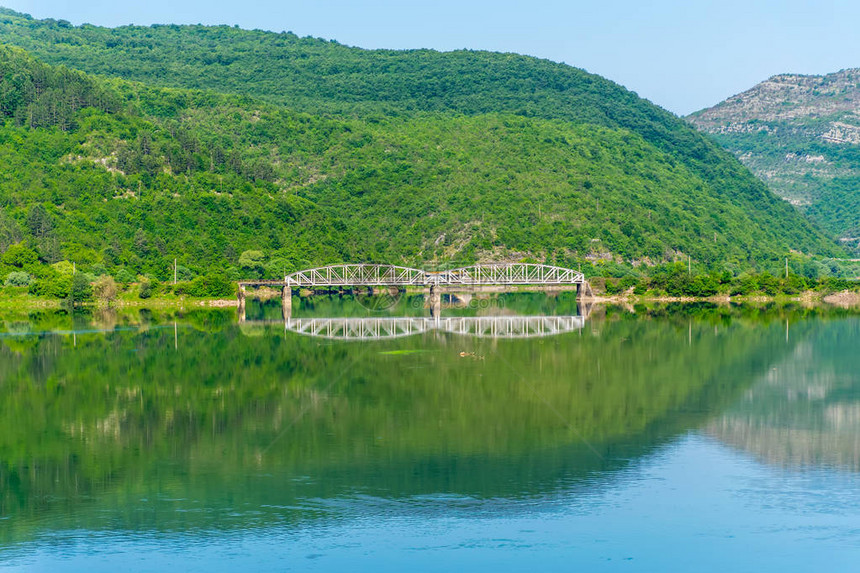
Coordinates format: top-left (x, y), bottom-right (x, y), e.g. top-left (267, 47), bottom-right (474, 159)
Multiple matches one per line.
top-left (3, 0), bottom-right (859, 115)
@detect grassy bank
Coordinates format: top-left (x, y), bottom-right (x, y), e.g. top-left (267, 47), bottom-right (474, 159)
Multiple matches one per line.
top-left (2, 283), bottom-right (859, 312)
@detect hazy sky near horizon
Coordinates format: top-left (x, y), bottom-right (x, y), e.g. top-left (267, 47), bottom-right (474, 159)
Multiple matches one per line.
top-left (4, 0), bottom-right (859, 115)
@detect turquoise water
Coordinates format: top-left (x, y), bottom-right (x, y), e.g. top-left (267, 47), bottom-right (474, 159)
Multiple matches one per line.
top-left (1, 297), bottom-right (859, 571)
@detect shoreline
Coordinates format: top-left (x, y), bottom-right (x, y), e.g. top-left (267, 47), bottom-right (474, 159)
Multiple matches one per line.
top-left (2, 289), bottom-right (860, 311)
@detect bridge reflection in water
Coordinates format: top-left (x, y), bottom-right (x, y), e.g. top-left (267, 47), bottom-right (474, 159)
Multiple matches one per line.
top-left (277, 315), bottom-right (585, 340)
top-left (240, 299), bottom-right (589, 340)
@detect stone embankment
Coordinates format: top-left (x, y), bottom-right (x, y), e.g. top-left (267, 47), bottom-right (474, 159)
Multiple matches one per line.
top-left (823, 290), bottom-right (860, 308)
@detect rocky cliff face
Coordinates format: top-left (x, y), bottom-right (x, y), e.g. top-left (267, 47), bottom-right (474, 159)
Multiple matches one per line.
top-left (689, 70), bottom-right (860, 246)
top-left (694, 70), bottom-right (860, 128)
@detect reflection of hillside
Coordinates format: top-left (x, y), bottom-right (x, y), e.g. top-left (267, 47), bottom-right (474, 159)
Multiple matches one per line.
top-left (708, 319), bottom-right (860, 471)
top-left (710, 420), bottom-right (860, 471)
top-left (0, 305), bottom-right (816, 543)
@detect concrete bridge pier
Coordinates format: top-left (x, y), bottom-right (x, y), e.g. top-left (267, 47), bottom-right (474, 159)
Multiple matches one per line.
top-left (577, 281), bottom-right (593, 300)
top-left (282, 286), bottom-right (292, 320)
top-left (237, 285), bottom-right (246, 322)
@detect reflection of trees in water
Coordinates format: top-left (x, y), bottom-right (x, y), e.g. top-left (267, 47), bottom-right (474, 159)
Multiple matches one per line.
top-left (708, 318), bottom-right (860, 471)
top-left (0, 304), bottom-right (833, 542)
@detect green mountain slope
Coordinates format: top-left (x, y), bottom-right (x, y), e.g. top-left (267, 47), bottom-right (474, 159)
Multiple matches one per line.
top-left (0, 8), bottom-right (816, 209)
top-left (689, 70), bottom-right (860, 247)
top-left (0, 19), bottom-right (845, 282)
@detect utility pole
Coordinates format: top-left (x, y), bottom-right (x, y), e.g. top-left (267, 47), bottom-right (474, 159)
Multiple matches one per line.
top-left (688, 255), bottom-right (691, 276)
top-left (785, 258), bottom-right (789, 279)
top-left (174, 258), bottom-right (177, 285)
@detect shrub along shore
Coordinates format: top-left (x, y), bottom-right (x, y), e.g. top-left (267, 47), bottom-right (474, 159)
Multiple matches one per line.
top-left (1, 242), bottom-right (858, 308)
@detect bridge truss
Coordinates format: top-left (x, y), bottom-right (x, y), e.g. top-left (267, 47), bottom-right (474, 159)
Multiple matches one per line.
top-left (430, 263), bottom-right (584, 286)
top-left (287, 264), bottom-right (426, 288)
top-left (239, 263), bottom-right (586, 289)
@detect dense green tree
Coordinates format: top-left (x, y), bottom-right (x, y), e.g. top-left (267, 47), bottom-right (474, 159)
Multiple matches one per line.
top-left (238, 250), bottom-right (265, 277)
top-left (0, 210), bottom-right (22, 253)
top-left (732, 275), bottom-right (760, 296)
top-left (69, 272), bottom-right (93, 303)
top-left (29, 273), bottom-right (71, 298)
top-left (1, 243), bottom-right (37, 267)
top-left (138, 276), bottom-right (155, 299)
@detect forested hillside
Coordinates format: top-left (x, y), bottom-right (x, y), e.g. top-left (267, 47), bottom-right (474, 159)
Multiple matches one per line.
top-left (0, 9), bottom-right (847, 290)
top-left (0, 7), bottom-right (814, 217)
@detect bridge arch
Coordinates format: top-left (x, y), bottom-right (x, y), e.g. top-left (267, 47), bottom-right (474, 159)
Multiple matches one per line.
top-left (432, 263), bottom-right (585, 286)
top-left (286, 263), bottom-right (426, 288)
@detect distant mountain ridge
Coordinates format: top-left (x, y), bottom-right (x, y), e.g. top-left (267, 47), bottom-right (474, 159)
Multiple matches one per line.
top-left (693, 70), bottom-right (860, 129)
top-left (689, 69), bottom-right (860, 246)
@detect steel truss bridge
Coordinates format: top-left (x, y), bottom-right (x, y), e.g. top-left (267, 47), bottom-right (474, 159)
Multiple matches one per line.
top-left (239, 263), bottom-right (587, 290)
top-left (243, 315), bottom-right (586, 340)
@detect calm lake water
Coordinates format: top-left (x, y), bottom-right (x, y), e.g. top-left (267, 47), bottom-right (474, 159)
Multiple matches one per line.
top-left (1, 294), bottom-right (860, 571)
